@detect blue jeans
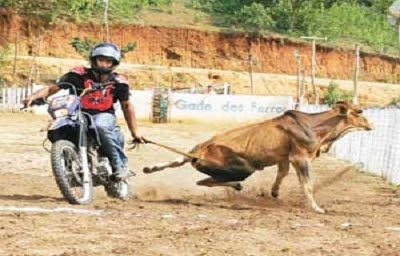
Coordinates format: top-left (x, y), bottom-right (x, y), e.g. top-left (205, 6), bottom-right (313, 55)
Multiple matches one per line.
top-left (91, 113), bottom-right (127, 171)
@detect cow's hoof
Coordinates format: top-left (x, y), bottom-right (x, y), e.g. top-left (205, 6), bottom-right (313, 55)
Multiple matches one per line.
top-left (271, 191), bottom-right (279, 198)
top-left (234, 183), bottom-right (243, 191)
top-left (313, 205), bottom-right (326, 214)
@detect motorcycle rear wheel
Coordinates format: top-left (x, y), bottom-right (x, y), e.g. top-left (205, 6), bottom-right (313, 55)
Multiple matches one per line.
top-left (51, 140), bottom-right (93, 204)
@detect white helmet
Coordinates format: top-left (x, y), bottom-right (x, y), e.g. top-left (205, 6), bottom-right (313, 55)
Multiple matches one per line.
top-left (89, 42), bottom-right (121, 74)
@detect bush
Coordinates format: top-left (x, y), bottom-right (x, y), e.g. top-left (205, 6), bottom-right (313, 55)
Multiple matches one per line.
top-left (304, 2), bottom-right (397, 52)
top-left (389, 96), bottom-right (400, 105)
top-left (185, 0), bottom-right (398, 53)
top-left (69, 37), bottom-right (96, 58)
top-left (323, 81), bottom-right (352, 106)
top-left (232, 3), bottom-right (274, 31)
top-left (69, 37), bottom-right (136, 59)
top-left (1, 1), bottom-right (399, 54)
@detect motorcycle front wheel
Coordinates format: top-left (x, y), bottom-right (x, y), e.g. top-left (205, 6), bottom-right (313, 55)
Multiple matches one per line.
top-left (51, 140), bottom-right (93, 204)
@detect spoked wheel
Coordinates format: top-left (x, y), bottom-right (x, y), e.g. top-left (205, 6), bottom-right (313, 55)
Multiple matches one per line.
top-left (51, 140), bottom-right (93, 204)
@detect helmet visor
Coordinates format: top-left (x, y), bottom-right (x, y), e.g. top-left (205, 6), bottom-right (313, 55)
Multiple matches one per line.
top-left (90, 44), bottom-right (121, 64)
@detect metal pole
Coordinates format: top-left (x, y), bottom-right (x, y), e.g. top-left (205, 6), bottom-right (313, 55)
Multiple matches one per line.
top-left (352, 44), bottom-right (360, 104)
top-left (294, 50), bottom-right (304, 108)
top-left (103, 0), bottom-right (109, 42)
top-left (12, 30), bottom-right (18, 85)
top-left (300, 36), bottom-right (327, 105)
top-left (248, 50), bottom-right (254, 95)
top-left (311, 39), bottom-right (317, 104)
top-left (398, 24), bottom-right (400, 54)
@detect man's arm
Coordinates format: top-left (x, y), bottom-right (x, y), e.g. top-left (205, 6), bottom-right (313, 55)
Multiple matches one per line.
top-left (23, 85), bottom-right (60, 107)
top-left (120, 100), bottom-right (145, 143)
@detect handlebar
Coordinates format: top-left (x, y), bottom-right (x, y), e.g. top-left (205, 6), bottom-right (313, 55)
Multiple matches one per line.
top-left (56, 81), bottom-right (115, 97)
top-left (21, 81), bottom-right (116, 110)
top-left (79, 81), bottom-right (115, 97)
top-left (56, 82), bottom-right (78, 96)
top-left (90, 81), bottom-right (115, 90)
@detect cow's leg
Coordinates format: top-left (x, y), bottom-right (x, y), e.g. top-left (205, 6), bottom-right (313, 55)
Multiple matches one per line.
top-left (196, 177), bottom-right (243, 191)
top-left (143, 157), bottom-right (190, 173)
top-left (291, 158), bottom-right (325, 214)
top-left (271, 159), bottom-right (290, 198)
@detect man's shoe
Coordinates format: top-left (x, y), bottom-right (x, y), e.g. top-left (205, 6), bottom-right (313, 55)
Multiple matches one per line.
top-left (114, 167), bottom-right (135, 181)
top-left (114, 166), bottom-right (129, 180)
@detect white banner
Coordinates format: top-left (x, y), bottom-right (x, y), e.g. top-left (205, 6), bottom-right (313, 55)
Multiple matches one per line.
top-left (30, 87), bottom-right (293, 121)
top-left (168, 93), bottom-right (293, 121)
top-left (114, 89), bottom-right (153, 119)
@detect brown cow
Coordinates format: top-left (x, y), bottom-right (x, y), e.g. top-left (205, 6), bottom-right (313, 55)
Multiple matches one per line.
top-left (143, 101), bottom-right (372, 213)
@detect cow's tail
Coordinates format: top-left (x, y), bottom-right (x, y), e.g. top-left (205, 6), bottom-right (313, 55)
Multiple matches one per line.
top-left (143, 156), bottom-right (191, 173)
top-left (142, 139), bottom-right (197, 174)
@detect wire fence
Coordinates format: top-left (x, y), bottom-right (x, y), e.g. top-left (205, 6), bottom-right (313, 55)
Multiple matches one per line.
top-left (300, 104), bottom-right (400, 184)
top-left (0, 85), bottom-right (34, 111)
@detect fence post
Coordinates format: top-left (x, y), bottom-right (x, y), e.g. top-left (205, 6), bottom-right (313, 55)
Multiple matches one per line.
top-left (294, 50), bottom-right (305, 108)
top-left (352, 44), bottom-right (360, 104)
top-left (1, 87), bottom-right (5, 111)
top-left (21, 88), bottom-right (26, 109)
top-left (103, 0), bottom-right (110, 42)
top-left (16, 88), bottom-right (21, 112)
top-left (248, 43), bottom-right (254, 95)
top-left (300, 36), bottom-right (327, 105)
top-left (6, 88), bottom-right (10, 110)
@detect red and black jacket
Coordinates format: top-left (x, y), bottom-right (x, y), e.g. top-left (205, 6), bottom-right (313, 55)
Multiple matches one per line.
top-left (57, 67), bottom-right (130, 115)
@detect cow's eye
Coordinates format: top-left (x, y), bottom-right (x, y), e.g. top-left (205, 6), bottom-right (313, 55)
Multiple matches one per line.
top-left (356, 109), bottom-right (363, 114)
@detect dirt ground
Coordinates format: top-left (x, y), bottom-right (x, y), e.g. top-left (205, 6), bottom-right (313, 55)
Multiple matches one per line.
top-left (0, 112), bottom-right (399, 256)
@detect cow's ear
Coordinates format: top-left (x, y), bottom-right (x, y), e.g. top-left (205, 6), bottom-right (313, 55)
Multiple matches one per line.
top-left (332, 102), bottom-right (349, 116)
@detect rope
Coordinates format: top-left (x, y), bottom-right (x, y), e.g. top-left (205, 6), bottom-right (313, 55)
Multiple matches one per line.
top-left (128, 138), bottom-right (198, 159)
top-left (42, 138), bottom-right (51, 153)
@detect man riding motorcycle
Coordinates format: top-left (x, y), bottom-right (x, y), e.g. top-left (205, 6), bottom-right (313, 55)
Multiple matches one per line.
top-left (23, 42), bottom-right (145, 181)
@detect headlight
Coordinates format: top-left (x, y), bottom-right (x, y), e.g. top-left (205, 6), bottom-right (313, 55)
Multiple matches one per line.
top-left (50, 95), bottom-right (76, 109)
top-left (53, 109), bottom-right (68, 118)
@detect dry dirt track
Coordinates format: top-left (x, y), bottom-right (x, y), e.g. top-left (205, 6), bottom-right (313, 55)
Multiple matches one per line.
top-left (0, 112), bottom-right (399, 256)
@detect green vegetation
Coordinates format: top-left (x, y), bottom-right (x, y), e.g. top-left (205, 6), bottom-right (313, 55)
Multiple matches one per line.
top-left (0, 0), bottom-right (175, 23)
top-left (389, 96), bottom-right (400, 105)
top-left (323, 80), bottom-right (353, 106)
top-left (0, 0), bottom-right (398, 54)
top-left (69, 37), bottom-right (136, 58)
top-left (0, 0), bottom-right (101, 24)
top-left (69, 37), bottom-right (96, 58)
top-left (189, 0), bottom-right (398, 54)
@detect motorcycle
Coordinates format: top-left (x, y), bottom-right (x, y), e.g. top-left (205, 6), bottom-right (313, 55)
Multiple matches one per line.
top-left (29, 81), bottom-right (132, 204)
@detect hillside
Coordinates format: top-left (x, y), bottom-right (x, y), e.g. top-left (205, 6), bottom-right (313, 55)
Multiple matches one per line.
top-left (1, 4), bottom-right (400, 106)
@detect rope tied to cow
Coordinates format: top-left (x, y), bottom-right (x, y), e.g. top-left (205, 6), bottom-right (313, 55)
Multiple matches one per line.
top-left (128, 138), bottom-right (199, 159)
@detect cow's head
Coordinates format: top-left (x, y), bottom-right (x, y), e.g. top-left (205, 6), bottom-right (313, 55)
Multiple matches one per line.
top-left (332, 101), bottom-right (373, 132)
top-left (320, 101), bottom-right (373, 153)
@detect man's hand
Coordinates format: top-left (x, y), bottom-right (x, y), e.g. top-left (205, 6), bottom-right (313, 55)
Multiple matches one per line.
top-left (21, 85), bottom-right (58, 109)
top-left (132, 132), bottom-right (146, 144)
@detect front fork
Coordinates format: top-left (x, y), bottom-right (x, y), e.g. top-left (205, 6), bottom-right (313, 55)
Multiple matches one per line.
top-left (78, 116), bottom-right (92, 200)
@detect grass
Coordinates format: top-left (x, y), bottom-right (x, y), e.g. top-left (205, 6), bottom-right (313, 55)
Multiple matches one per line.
top-left (135, 4), bottom-right (222, 32)
top-left (388, 183), bottom-right (400, 189)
